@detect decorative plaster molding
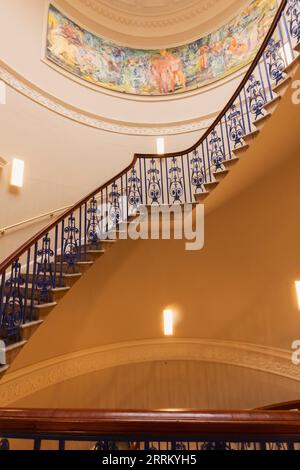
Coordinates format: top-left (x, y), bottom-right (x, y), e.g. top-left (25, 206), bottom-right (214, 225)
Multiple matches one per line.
top-left (0, 61), bottom-right (217, 136)
top-left (0, 339), bottom-right (299, 406)
top-left (70, 0), bottom-right (223, 29)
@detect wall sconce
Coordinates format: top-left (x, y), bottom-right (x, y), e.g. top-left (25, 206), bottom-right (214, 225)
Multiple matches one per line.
top-left (10, 158), bottom-right (24, 188)
top-left (156, 137), bottom-right (165, 155)
top-left (163, 309), bottom-right (174, 336)
top-left (295, 281), bottom-right (300, 310)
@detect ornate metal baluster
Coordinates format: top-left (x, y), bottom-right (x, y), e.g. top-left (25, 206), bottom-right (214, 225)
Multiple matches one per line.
top-left (0, 439), bottom-right (10, 450)
top-left (168, 157), bottom-right (184, 203)
top-left (94, 441), bottom-right (119, 451)
top-left (190, 149), bottom-right (204, 192)
top-left (109, 182), bottom-right (121, 226)
top-left (246, 74), bottom-right (266, 120)
top-left (147, 158), bottom-right (161, 204)
top-left (227, 105), bottom-right (245, 148)
top-left (127, 168), bottom-right (142, 210)
top-left (265, 37), bottom-right (285, 85)
top-left (36, 234), bottom-right (55, 303)
top-left (87, 197), bottom-right (100, 246)
top-left (209, 129), bottom-right (226, 171)
top-left (63, 214), bottom-right (79, 269)
top-left (1, 260), bottom-right (25, 341)
top-left (286, 0), bottom-right (300, 43)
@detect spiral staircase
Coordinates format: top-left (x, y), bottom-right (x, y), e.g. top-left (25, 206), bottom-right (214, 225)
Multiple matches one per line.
top-left (0, 0), bottom-right (300, 382)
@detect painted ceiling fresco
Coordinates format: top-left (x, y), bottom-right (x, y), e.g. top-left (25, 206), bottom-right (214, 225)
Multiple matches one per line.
top-left (46, 0), bottom-right (278, 96)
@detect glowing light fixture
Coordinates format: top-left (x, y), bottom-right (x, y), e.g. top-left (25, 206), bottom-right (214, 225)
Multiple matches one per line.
top-left (11, 158), bottom-right (24, 188)
top-left (156, 137), bottom-right (165, 155)
top-left (163, 309), bottom-right (173, 336)
top-left (295, 281), bottom-right (300, 310)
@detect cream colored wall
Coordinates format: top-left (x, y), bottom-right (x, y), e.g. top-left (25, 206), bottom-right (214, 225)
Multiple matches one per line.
top-left (0, 0), bottom-right (255, 261)
top-left (11, 361), bottom-right (300, 410)
top-left (0, 86), bottom-right (198, 261)
top-left (7, 138), bottom-right (300, 377)
top-left (0, 0), bottom-right (243, 126)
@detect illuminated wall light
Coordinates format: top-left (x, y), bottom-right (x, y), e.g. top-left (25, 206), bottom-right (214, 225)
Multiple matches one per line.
top-left (163, 309), bottom-right (174, 336)
top-left (295, 281), bottom-right (300, 310)
top-left (11, 158), bottom-right (24, 188)
top-left (156, 137), bottom-right (165, 155)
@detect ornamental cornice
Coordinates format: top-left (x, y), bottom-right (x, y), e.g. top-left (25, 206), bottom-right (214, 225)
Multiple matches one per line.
top-left (66, 0), bottom-right (222, 30)
top-left (0, 60), bottom-right (218, 136)
top-left (0, 338), bottom-right (298, 406)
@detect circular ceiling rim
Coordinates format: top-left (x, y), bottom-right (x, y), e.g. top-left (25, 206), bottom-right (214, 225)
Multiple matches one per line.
top-left (58, 0), bottom-right (250, 49)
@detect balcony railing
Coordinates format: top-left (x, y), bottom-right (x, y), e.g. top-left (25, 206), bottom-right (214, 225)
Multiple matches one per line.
top-left (1, 408), bottom-right (300, 450)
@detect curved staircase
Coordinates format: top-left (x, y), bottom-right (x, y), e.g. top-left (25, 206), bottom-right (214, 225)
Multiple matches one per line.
top-left (0, 0), bottom-right (300, 380)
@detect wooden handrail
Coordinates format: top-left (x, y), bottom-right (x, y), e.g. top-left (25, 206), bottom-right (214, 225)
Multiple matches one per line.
top-left (0, 205), bottom-right (72, 235)
top-left (0, 0), bottom-right (288, 275)
top-left (0, 409), bottom-right (300, 437)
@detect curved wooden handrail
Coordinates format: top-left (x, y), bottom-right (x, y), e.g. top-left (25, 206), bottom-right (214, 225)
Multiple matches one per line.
top-left (257, 400), bottom-right (300, 411)
top-left (0, 0), bottom-right (288, 274)
top-left (0, 408), bottom-right (300, 437)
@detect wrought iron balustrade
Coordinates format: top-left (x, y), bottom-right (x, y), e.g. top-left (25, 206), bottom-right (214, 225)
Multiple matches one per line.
top-left (0, 0), bottom-right (299, 349)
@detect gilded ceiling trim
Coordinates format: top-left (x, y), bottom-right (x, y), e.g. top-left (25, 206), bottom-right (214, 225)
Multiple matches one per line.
top-left (0, 339), bottom-right (298, 406)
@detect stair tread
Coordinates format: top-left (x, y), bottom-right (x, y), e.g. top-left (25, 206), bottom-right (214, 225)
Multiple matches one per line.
top-left (272, 75), bottom-right (291, 93)
top-left (263, 95), bottom-right (281, 108)
top-left (87, 249), bottom-right (105, 253)
top-left (244, 130), bottom-right (259, 138)
top-left (59, 261), bottom-right (94, 265)
top-left (21, 320), bottom-right (43, 329)
top-left (61, 273), bottom-right (82, 278)
top-left (23, 283), bottom-right (70, 292)
top-left (284, 54), bottom-right (300, 73)
top-left (224, 157), bottom-right (240, 163)
top-left (0, 365), bottom-right (9, 373)
top-left (233, 144), bottom-right (249, 153)
top-left (34, 302), bottom-right (57, 309)
top-left (204, 181), bottom-right (219, 188)
top-left (254, 113), bottom-right (271, 124)
top-left (5, 340), bottom-right (27, 351)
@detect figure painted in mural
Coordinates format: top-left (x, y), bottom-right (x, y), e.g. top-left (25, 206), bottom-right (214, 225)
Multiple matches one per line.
top-left (47, 0), bottom-right (278, 96)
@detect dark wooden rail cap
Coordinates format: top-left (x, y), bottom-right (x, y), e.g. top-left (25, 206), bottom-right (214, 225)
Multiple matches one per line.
top-left (0, 409), bottom-right (300, 438)
top-left (0, 0), bottom-right (288, 274)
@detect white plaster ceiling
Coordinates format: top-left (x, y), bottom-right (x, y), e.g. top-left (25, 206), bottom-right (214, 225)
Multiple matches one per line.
top-left (61, 0), bottom-right (249, 47)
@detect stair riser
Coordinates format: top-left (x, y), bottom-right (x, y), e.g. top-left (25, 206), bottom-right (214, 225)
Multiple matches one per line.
top-left (213, 171), bottom-right (229, 182)
top-left (33, 305), bottom-right (56, 320)
top-left (6, 345), bottom-right (24, 365)
top-left (21, 324), bottom-right (40, 342)
top-left (194, 193), bottom-right (209, 203)
top-left (18, 287), bottom-right (68, 303)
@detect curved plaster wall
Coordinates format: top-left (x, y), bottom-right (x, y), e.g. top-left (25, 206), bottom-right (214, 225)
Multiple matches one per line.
top-left (6, 145), bottom-right (300, 375)
top-left (9, 361), bottom-right (300, 410)
top-left (0, 0), bottom-right (258, 130)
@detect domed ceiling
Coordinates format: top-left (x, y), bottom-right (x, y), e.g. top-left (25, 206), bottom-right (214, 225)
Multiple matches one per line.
top-left (46, 0), bottom-right (278, 96)
top-left (61, 0), bottom-right (251, 47)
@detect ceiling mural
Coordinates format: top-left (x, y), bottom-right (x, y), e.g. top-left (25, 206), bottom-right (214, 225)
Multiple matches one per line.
top-left (46, 0), bottom-right (277, 96)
